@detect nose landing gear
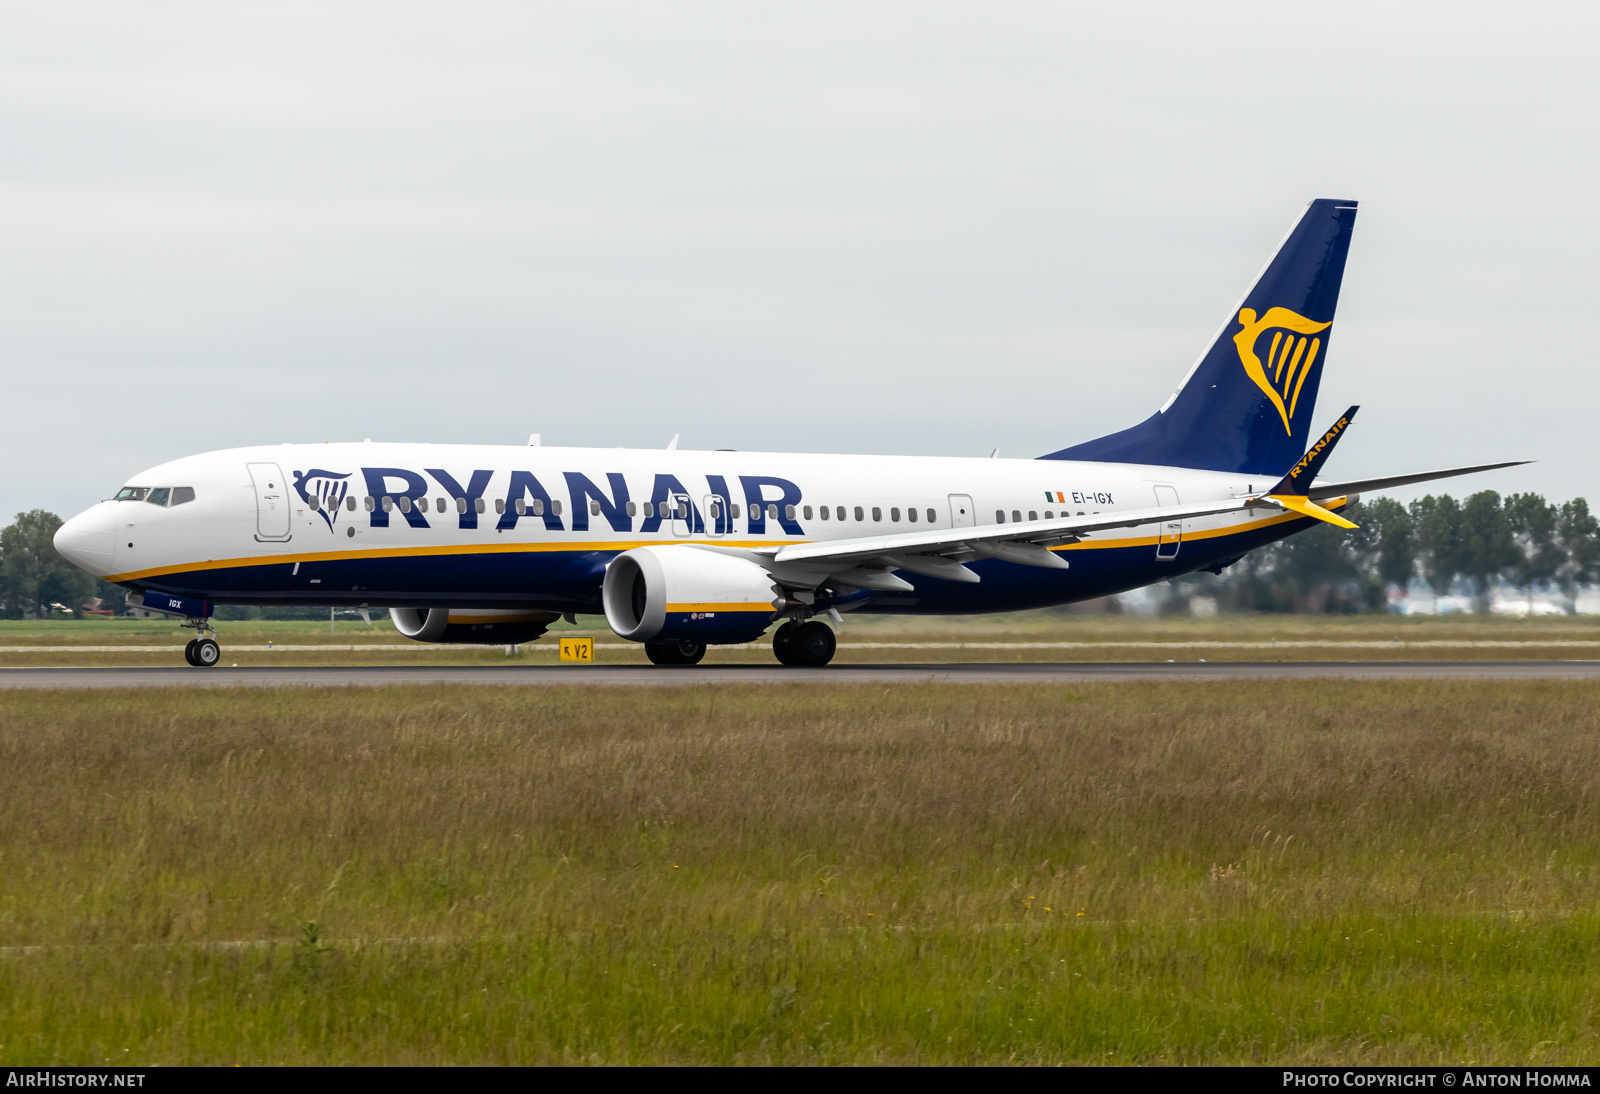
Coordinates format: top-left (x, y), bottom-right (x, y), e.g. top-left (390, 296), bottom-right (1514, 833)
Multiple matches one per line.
top-left (180, 616), bottom-right (222, 668)
top-left (184, 637), bottom-right (221, 667)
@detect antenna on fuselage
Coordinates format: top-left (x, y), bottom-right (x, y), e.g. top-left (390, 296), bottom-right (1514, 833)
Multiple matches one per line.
top-left (528, 434), bottom-right (540, 446)
top-left (666, 434), bottom-right (679, 451)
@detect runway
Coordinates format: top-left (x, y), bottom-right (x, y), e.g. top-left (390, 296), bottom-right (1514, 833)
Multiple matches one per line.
top-left (3, 661), bottom-right (1600, 688)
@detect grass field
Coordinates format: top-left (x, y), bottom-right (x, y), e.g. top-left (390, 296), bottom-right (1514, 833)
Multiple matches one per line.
top-left (3, 681), bottom-right (1600, 1064)
top-left (2, 611), bottom-right (1599, 666)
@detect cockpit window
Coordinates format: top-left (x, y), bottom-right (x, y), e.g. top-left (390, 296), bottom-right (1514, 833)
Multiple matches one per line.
top-left (171, 487), bottom-right (195, 506)
top-left (145, 488), bottom-right (171, 506)
top-left (115, 487), bottom-right (148, 502)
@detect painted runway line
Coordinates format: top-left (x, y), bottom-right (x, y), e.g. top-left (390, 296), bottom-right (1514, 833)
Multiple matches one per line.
top-left (2, 662), bottom-right (1600, 688)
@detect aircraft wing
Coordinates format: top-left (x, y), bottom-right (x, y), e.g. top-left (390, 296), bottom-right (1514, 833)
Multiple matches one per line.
top-left (692, 456), bottom-right (1529, 593)
top-left (1305, 460), bottom-right (1530, 501)
top-left (707, 496), bottom-right (1280, 591)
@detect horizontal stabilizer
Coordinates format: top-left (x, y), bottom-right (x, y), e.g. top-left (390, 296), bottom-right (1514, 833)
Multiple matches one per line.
top-left (1305, 460), bottom-right (1531, 501)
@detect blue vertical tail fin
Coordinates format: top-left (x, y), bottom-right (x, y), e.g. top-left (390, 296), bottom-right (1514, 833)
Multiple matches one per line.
top-left (1042, 198), bottom-right (1358, 476)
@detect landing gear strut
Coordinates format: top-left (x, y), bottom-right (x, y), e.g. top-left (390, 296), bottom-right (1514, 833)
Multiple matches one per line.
top-left (644, 639), bottom-right (706, 666)
top-left (180, 616), bottom-right (221, 668)
top-left (772, 620), bottom-right (836, 667)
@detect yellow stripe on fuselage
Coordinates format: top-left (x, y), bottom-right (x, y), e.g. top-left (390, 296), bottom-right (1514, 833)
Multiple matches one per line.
top-left (104, 538), bottom-right (779, 584)
top-left (664, 602), bottom-right (773, 613)
top-left (107, 501), bottom-right (1343, 585)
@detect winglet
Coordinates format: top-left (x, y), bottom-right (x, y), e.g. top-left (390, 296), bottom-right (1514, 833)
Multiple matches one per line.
top-left (1270, 492), bottom-right (1359, 530)
top-left (1269, 406), bottom-right (1358, 496)
top-left (1264, 405), bottom-right (1360, 528)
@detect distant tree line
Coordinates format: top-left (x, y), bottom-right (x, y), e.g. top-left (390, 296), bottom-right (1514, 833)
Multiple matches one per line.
top-left (0, 510), bottom-right (106, 619)
top-left (1175, 492), bottom-right (1600, 614)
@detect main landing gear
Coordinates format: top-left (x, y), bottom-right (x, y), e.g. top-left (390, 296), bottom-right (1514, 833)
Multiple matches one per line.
top-left (181, 617), bottom-right (222, 668)
top-left (772, 620), bottom-right (837, 667)
top-left (645, 639), bottom-right (706, 666)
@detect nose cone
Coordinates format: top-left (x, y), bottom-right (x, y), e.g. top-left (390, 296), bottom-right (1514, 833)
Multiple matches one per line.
top-left (54, 503), bottom-right (116, 576)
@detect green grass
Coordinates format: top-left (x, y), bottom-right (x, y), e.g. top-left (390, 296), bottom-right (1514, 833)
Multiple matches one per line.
top-left (2, 682), bottom-right (1600, 1063)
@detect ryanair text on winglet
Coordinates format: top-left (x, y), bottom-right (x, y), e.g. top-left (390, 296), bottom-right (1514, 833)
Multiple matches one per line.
top-left (1277, 414), bottom-right (1352, 491)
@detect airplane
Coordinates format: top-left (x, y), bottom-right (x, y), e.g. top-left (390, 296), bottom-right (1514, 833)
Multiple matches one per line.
top-left (52, 198), bottom-right (1523, 668)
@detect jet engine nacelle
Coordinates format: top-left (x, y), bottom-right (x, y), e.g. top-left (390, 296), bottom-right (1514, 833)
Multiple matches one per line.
top-left (602, 545), bottom-right (776, 645)
top-left (389, 608), bottom-right (559, 645)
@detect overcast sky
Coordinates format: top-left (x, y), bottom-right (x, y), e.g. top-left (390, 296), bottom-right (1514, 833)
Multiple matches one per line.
top-left (2, 1), bottom-right (1595, 519)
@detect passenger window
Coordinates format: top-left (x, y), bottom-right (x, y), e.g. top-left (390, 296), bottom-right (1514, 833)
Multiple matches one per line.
top-left (890, 507), bottom-right (900, 522)
top-left (552, 500), bottom-right (563, 515)
top-left (836, 506), bottom-right (845, 521)
top-left (347, 497), bottom-right (357, 511)
top-left (310, 495), bottom-right (322, 511)
top-left (926, 508), bottom-right (936, 523)
top-left (496, 499), bottom-right (506, 514)
top-left (1028, 510), bottom-right (1037, 521)
top-left (415, 497), bottom-right (428, 513)
top-left (171, 487), bottom-right (196, 506)
top-left (114, 487), bottom-right (148, 502)
top-left (643, 502), bottom-right (654, 517)
top-left (362, 496), bottom-right (373, 511)
top-left (1012, 510), bottom-right (1021, 523)
top-left (590, 501), bottom-right (600, 516)
top-left (531, 499), bottom-right (545, 516)
top-left (854, 506), bottom-right (864, 521)
top-left (803, 505), bottom-right (812, 519)
top-left (785, 504), bottom-right (796, 520)
top-left (382, 496), bottom-right (394, 512)
top-left (907, 507), bottom-right (917, 523)
top-left (819, 506), bottom-right (829, 520)
top-left (871, 507), bottom-right (882, 522)
top-left (145, 488), bottom-right (170, 506)
top-left (1044, 510), bottom-right (1052, 519)
top-left (996, 510), bottom-right (1005, 523)
top-left (398, 496), bottom-right (412, 513)
top-left (515, 499), bottom-right (526, 515)
top-left (475, 498), bottom-right (486, 514)
top-left (709, 501), bottom-right (721, 520)
top-left (456, 497), bottom-right (467, 514)
top-left (626, 501), bottom-right (637, 517)
top-left (436, 497), bottom-right (445, 512)
top-left (731, 503), bottom-right (740, 519)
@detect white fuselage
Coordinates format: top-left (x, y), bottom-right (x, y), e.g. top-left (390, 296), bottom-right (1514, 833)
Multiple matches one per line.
top-left (55, 441), bottom-right (1312, 616)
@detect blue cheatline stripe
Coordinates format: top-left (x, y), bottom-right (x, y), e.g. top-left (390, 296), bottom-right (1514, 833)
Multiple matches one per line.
top-left (129, 504), bottom-right (1339, 617)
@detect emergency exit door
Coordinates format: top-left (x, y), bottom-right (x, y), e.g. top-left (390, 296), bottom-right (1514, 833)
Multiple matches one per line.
top-left (948, 494), bottom-right (975, 528)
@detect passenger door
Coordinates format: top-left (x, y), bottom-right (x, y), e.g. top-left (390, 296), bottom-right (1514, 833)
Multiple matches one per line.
top-left (248, 462), bottom-right (292, 541)
top-left (1152, 484), bottom-right (1180, 560)
top-left (948, 494), bottom-right (975, 529)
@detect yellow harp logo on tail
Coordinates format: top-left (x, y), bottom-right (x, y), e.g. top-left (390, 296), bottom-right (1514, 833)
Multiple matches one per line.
top-left (1232, 307), bottom-right (1332, 434)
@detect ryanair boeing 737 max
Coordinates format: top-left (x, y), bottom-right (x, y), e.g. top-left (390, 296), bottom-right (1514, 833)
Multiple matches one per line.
top-left (53, 199), bottom-right (1523, 667)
